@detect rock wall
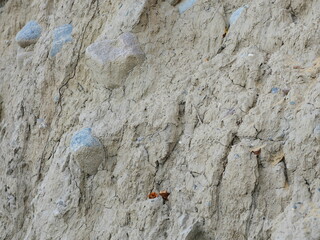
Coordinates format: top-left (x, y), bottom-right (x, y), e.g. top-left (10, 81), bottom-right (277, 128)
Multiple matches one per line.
top-left (0, 0), bottom-right (319, 239)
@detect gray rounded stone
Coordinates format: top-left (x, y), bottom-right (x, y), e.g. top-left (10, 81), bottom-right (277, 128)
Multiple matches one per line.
top-left (70, 128), bottom-right (105, 175)
top-left (15, 21), bottom-right (42, 48)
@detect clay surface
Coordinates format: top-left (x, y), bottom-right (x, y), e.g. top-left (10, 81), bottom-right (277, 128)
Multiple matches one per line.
top-left (0, 0), bottom-right (319, 239)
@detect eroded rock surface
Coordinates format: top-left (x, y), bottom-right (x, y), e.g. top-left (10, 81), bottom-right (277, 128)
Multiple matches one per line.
top-left (0, 0), bottom-right (319, 239)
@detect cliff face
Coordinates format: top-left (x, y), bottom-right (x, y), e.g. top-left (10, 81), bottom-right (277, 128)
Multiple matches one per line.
top-left (0, 0), bottom-right (319, 239)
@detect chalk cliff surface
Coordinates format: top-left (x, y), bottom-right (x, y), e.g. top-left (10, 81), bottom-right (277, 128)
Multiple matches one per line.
top-left (0, 0), bottom-right (319, 239)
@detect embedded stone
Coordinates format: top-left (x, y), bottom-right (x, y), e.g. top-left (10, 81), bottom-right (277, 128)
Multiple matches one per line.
top-left (229, 5), bottom-right (248, 26)
top-left (168, 0), bottom-right (181, 6)
top-left (177, 0), bottom-right (197, 13)
top-left (85, 32), bottom-right (145, 88)
top-left (271, 87), bottom-right (280, 94)
top-left (314, 125), bottom-right (320, 140)
top-left (15, 21), bottom-right (42, 48)
top-left (50, 24), bottom-right (73, 57)
top-left (70, 128), bottom-right (105, 175)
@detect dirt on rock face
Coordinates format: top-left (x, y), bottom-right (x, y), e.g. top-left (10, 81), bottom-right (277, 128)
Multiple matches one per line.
top-left (0, 0), bottom-right (319, 239)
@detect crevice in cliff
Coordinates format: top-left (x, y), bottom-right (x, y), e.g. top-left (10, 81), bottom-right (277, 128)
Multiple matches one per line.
top-left (32, 0), bottom-right (101, 192)
top-left (162, 124), bottom-right (182, 165)
top-left (214, 133), bottom-right (239, 224)
top-left (0, 0), bottom-right (8, 8)
top-left (282, 157), bottom-right (289, 188)
top-left (33, 0), bottom-right (101, 200)
top-left (57, 0), bottom-right (99, 117)
top-left (35, 136), bottom-right (50, 182)
top-left (245, 154), bottom-right (261, 239)
top-left (151, 100), bottom-right (185, 192)
top-left (303, 177), bottom-right (312, 199)
top-left (11, 122), bottom-right (32, 234)
top-left (150, 160), bottom-right (160, 193)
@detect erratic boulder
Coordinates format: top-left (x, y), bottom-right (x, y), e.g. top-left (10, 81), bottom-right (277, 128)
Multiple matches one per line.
top-left (70, 128), bottom-right (105, 175)
top-left (85, 32), bottom-right (145, 88)
top-left (15, 20), bottom-right (42, 48)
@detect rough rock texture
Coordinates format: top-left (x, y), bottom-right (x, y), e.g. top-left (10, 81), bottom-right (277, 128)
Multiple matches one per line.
top-left (0, 0), bottom-right (319, 240)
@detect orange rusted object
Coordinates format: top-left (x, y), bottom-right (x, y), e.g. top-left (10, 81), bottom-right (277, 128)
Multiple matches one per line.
top-left (293, 65), bottom-right (304, 69)
top-left (148, 192), bottom-right (159, 199)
